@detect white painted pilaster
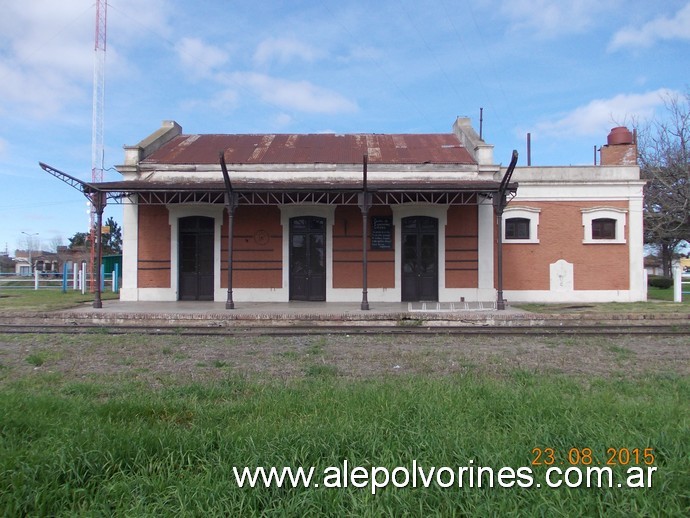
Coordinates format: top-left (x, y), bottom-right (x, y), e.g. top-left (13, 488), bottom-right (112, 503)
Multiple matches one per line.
top-left (120, 196), bottom-right (139, 301)
top-left (628, 193), bottom-right (646, 301)
top-left (477, 201), bottom-right (495, 300)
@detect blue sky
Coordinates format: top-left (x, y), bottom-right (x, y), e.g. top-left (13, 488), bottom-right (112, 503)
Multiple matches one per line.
top-left (1, 0), bottom-right (689, 255)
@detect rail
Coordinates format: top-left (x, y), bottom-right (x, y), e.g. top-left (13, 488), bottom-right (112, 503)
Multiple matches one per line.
top-left (0, 323), bottom-right (688, 337)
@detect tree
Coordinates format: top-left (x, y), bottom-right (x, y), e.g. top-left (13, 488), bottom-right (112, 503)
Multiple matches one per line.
top-left (637, 90), bottom-right (690, 276)
top-left (68, 232), bottom-right (89, 249)
top-left (47, 236), bottom-right (64, 253)
top-left (0, 253), bottom-right (14, 273)
top-left (67, 217), bottom-right (122, 255)
top-left (102, 217), bottom-right (122, 255)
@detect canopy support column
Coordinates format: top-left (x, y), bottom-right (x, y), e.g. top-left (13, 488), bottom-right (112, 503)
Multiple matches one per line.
top-left (220, 152), bottom-right (238, 309)
top-left (494, 150), bottom-right (519, 311)
top-left (91, 191), bottom-right (106, 309)
top-left (359, 155), bottom-right (371, 311)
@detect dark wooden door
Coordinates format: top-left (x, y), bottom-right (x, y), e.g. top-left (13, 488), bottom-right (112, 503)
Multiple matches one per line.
top-left (289, 216), bottom-right (326, 301)
top-left (401, 216), bottom-right (438, 301)
top-left (179, 216), bottom-right (214, 301)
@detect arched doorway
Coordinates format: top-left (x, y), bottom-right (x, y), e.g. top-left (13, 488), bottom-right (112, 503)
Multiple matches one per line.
top-left (401, 216), bottom-right (438, 301)
top-left (178, 216), bottom-right (214, 301)
top-left (289, 216), bottom-right (326, 301)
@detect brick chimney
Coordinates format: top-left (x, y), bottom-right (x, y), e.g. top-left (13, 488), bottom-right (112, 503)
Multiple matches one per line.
top-left (600, 126), bottom-right (637, 165)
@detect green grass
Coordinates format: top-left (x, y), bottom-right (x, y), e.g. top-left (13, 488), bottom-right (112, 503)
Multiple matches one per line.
top-left (648, 286), bottom-right (681, 302)
top-left (516, 286), bottom-right (690, 313)
top-left (516, 293), bottom-right (690, 313)
top-left (0, 374), bottom-right (687, 516)
top-left (0, 289), bottom-right (119, 312)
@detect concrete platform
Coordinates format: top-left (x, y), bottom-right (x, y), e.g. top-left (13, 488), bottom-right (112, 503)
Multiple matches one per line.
top-left (54, 300), bottom-right (527, 323)
top-left (0, 299), bottom-right (543, 327)
top-left (3, 300), bottom-right (687, 328)
top-left (70, 300), bottom-right (521, 316)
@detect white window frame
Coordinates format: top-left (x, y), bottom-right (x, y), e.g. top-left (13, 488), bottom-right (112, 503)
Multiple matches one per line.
top-left (581, 207), bottom-right (627, 244)
top-left (502, 206), bottom-right (540, 244)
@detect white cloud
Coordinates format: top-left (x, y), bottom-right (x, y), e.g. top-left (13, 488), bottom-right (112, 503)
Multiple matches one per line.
top-left (0, 0), bottom-right (170, 119)
top-left (227, 72), bottom-right (358, 114)
top-left (534, 89), bottom-right (675, 138)
top-left (496, 0), bottom-right (620, 38)
top-left (0, 1), bottom-right (92, 117)
top-left (253, 37), bottom-right (323, 66)
top-left (272, 113), bottom-right (293, 128)
top-left (210, 89), bottom-right (240, 111)
top-left (0, 136), bottom-right (7, 158)
top-left (608, 3), bottom-right (690, 51)
top-left (175, 37), bottom-right (230, 77)
top-left (109, 0), bottom-right (171, 42)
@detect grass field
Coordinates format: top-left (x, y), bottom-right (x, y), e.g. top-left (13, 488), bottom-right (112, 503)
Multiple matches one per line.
top-left (0, 332), bottom-right (688, 516)
top-left (0, 289), bottom-right (119, 312)
top-left (516, 285), bottom-right (689, 313)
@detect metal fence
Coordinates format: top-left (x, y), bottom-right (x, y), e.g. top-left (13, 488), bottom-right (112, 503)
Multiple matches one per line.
top-left (0, 263), bottom-right (120, 293)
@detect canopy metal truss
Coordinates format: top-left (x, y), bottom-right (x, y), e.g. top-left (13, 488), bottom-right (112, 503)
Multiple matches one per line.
top-left (102, 189), bottom-right (488, 206)
top-left (38, 161), bottom-right (108, 309)
top-left (39, 162), bottom-right (120, 202)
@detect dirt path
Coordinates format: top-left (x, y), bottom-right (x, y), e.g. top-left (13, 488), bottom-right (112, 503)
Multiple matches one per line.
top-left (1, 331), bottom-right (687, 387)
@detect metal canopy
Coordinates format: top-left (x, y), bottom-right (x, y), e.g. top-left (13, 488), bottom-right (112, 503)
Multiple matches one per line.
top-left (40, 162), bottom-right (517, 207)
top-left (130, 190), bottom-right (490, 206)
top-left (38, 161), bottom-right (108, 309)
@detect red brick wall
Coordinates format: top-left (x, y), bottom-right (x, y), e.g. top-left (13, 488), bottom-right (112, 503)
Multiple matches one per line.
top-left (332, 206), bottom-right (395, 289)
top-left (503, 201), bottom-right (630, 291)
top-left (601, 144), bottom-right (637, 165)
top-left (445, 206), bottom-right (478, 288)
top-left (137, 205), bottom-right (171, 288)
top-left (223, 206), bottom-right (282, 289)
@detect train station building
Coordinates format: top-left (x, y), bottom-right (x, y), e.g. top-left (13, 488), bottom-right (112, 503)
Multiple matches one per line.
top-left (93, 117), bottom-right (645, 307)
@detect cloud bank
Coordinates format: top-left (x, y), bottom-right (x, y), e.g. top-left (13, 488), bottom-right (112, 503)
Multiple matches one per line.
top-left (609, 2), bottom-right (690, 51)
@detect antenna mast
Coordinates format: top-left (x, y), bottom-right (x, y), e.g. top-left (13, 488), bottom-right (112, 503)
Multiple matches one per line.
top-left (92, 0), bottom-right (106, 185)
top-left (89, 0), bottom-right (107, 289)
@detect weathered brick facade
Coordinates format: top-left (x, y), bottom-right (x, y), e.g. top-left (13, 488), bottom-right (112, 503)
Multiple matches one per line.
top-left (222, 206), bottom-right (282, 289)
top-left (137, 205), bottom-right (170, 288)
top-left (503, 201), bottom-right (630, 291)
top-left (116, 120), bottom-right (646, 304)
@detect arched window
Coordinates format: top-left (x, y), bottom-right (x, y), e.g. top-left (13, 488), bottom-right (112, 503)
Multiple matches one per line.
top-left (505, 217), bottom-right (531, 239)
top-left (592, 218), bottom-right (616, 240)
top-left (502, 207), bottom-right (540, 243)
top-left (581, 208), bottom-right (627, 244)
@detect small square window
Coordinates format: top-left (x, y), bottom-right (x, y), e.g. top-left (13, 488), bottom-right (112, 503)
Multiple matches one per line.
top-left (505, 218), bottom-right (530, 239)
top-left (592, 218), bottom-right (616, 239)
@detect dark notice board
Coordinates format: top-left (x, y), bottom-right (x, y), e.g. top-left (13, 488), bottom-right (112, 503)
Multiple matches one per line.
top-left (371, 216), bottom-right (393, 250)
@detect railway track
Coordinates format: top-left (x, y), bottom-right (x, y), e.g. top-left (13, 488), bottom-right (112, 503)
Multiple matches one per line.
top-left (1, 323), bottom-right (688, 337)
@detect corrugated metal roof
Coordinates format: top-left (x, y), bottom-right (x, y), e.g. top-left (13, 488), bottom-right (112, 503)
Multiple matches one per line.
top-left (96, 179), bottom-right (505, 192)
top-left (141, 133), bottom-right (476, 165)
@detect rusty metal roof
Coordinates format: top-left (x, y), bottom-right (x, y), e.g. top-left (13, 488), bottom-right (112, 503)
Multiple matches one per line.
top-left (95, 179), bottom-right (505, 192)
top-left (142, 133), bottom-right (476, 165)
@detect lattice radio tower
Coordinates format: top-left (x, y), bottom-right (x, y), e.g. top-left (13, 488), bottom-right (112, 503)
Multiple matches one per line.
top-left (89, 0), bottom-right (107, 289)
